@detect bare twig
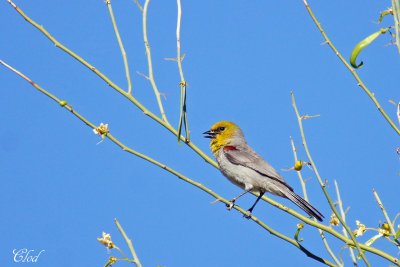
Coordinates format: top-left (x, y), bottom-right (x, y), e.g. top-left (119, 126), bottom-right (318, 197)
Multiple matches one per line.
top-left (5, 0), bottom-right (217, 167)
top-left (373, 189), bottom-right (400, 248)
top-left (302, 0), bottom-right (400, 136)
top-left (106, 0), bottom-right (133, 94)
top-left (142, 0), bottom-right (169, 123)
top-left (334, 180), bottom-right (357, 265)
top-left (292, 91), bottom-right (371, 267)
top-left (115, 219), bottom-right (143, 267)
top-left (176, 0), bottom-right (190, 144)
top-left (133, 0), bottom-right (143, 12)
top-left (392, 0), bottom-right (400, 55)
top-left (290, 137), bottom-right (342, 266)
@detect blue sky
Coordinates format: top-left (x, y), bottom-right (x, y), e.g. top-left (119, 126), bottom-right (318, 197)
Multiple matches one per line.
top-left (1, 0), bottom-right (399, 266)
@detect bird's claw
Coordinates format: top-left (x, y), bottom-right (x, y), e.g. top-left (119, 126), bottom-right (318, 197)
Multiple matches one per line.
top-left (226, 200), bottom-right (235, 211)
top-left (243, 211), bottom-right (252, 219)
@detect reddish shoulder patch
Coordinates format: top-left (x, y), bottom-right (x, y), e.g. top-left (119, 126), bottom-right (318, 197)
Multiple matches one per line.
top-left (223, 146), bottom-right (237, 151)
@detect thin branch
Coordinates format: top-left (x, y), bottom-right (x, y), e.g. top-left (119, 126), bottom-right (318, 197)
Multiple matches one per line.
top-left (291, 91), bottom-right (371, 267)
top-left (113, 246), bottom-right (131, 263)
top-left (373, 189), bottom-right (400, 247)
top-left (6, 0), bottom-right (217, 168)
top-left (134, 0), bottom-right (143, 12)
top-left (115, 219), bottom-right (143, 267)
top-left (290, 137), bottom-right (309, 201)
top-left (302, 0), bottom-right (400, 136)
top-left (177, 81), bottom-right (188, 144)
top-left (392, 0), bottom-right (400, 55)
top-left (335, 180), bottom-right (357, 265)
top-left (290, 137), bottom-right (342, 266)
top-left (176, 0), bottom-right (190, 143)
top-left (106, 0), bottom-right (133, 95)
top-left (0, 60), bottom-right (62, 105)
top-left (256, 183), bottom-right (399, 265)
top-left (142, 0), bottom-right (168, 123)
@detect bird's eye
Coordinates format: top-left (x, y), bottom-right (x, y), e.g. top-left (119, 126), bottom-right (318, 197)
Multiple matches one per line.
top-left (218, 127), bottom-right (225, 131)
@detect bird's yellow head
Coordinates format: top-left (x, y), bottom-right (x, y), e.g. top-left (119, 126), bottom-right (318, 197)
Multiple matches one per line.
top-left (203, 121), bottom-right (244, 154)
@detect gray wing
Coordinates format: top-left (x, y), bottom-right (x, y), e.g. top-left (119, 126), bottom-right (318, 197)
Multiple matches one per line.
top-left (223, 147), bottom-right (293, 191)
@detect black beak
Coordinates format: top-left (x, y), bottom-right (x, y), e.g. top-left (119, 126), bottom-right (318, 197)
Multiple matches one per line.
top-left (203, 130), bottom-right (216, 139)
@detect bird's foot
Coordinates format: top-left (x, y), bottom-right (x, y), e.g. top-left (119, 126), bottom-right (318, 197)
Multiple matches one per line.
top-left (226, 200), bottom-right (235, 211)
top-left (243, 211), bottom-right (252, 219)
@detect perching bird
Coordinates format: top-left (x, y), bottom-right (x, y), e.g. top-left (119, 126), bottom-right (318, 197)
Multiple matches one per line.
top-left (203, 121), bottom-right (324, 221)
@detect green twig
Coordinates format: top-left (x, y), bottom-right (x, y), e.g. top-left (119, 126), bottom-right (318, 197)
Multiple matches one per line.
top-left (291, 91), bottom-right (371, 267)
top-left (334, 180), bottom-right (357, 265)
top-left (112, 244), bottom-right (131, 262)
top-left (302, 0), bottom-right (400, 136)
top-left (290, 137), bottom-right (308, 201)
top-left (290, 137), bottom-right (342, 266)
top-left (6, 0), bottom-right (217, 168)
top-left (256, 182), bottom-right (399, 265)
top-left (393, 0), bottom-right (400, 55)
top-left (176, 0), bottom-right (189, 143)
top-left (373, 189), bottom-right (400, 247)
top-left (177, 81), bottom-right (188, 144)
top-left (142, 0), bottom-right (168, 123)
top-left (106, 0), bottom-right (133, 95)
top-left (115, 219), bottom-right (143, 267)
top-left (134, 0), bottom-right (143, 12)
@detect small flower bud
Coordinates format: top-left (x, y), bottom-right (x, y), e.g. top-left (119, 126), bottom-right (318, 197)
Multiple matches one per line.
top-left (97, 232), bottom-right (114, 249)
top-left (329, 213), bottom-right (340, 226)
top-left (109, 256), bottom-right (117, 264)
top-left (353, 220), bottom-right (366, 237)
top-left (294, 161), bottom-right (303, 171)
top-left (379, 223), bottom-right (391, 236)
top-left (93, 123), bottom-right (109, 136)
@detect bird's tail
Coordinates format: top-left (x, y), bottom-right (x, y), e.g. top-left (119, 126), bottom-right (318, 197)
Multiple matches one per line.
top-left (285, 190), bottom-right (324, 221)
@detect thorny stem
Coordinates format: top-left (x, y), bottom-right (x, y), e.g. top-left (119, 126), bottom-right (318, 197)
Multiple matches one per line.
top-left (302, 0), bottom-right (400, 136)
top-left (134, 0), bottom-right (143, 13)
top-left (290, 137), bottom-right (342, 266)
top-left (106, 0), bottom-right (133, 95)
top-left (393, 0), bottom-right (400, 55)
top-left (291, 91), bottom-right (371, 267)
top-left (176, 0), bottom-right (190, 143)
top-left (290, 137), bottom-right (309, 200)
top-left (115, 219), bottom-right (143, 267)
top-left (5, 0), bottom-right (217, 168)
top-left (176, 0), bottom-right (185, 90)
top-left (373, 189), bottom-right (400, 248)
top-left (142, 0), bottom-right (168, 123)
top-left (113, 245), bottom-right (130, 263)
top-left (334, 180), bottom-right (357, 265)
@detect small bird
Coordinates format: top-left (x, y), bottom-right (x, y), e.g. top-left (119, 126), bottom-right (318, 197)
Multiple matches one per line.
top-left (204, 121), bottom-right (324, 221)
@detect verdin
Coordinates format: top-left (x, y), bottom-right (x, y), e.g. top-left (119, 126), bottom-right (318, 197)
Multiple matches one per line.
top-left (204, 121), bottom-right (324, 221)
